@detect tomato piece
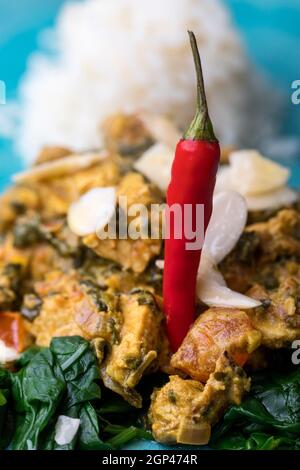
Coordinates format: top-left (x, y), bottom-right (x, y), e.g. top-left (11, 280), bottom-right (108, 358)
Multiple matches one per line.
top-left (0, 312), bottom-right (26, 352)
top-left (231, 350), bottom-right (250, 367)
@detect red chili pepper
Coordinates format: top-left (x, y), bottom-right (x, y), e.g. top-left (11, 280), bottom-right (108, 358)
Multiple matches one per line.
top-left (163, 31), bottom-right (220, 352)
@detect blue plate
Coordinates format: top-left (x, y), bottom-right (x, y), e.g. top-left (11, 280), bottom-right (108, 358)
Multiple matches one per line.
top-left (0, 0), bottom-right (299, 450)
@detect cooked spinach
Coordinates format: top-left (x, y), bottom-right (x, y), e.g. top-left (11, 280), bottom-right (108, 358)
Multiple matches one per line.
top-left (0, 336), bottom-right (152, 451)
top-left (10, 348), bottom-right (66, 450)
top-left (212, 366), bottom-right (300, 450)
top-left (13, 217), bottom-right (75, 256)
top-left (0, 384), bottom-right (13, 450)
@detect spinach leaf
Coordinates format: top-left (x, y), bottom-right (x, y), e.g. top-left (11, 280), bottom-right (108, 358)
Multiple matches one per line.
top-left (212, 367), bottom-right (300, 450)
top-left (16, 345), bottom-right (44, 368)
top-left (77, 402), bottom-right (112, 450)
top-left (10, 348), bottom-right (65, 450)
top-left (50, 336), bottom-right (100, 408)
top-left (0, 389), bottom-right (8, 447)
top-left (42, 337), bottom-right (107, 450)
top-left (0, 336), bottom-right (150, 451)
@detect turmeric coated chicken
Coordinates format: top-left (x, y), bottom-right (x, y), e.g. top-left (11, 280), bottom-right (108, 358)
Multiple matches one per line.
top-left (220, 209), bottom-right (300, 293)
top-left (0, 113), bottom-right (300, 447)
top-left (150, 352), bottom-right (250, 445)
top-left (171, 308), bottom-right (261, 383)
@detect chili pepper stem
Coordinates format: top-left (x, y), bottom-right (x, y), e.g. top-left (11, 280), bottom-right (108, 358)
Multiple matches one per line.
top-left (184, 31), bottom-right (217, 142)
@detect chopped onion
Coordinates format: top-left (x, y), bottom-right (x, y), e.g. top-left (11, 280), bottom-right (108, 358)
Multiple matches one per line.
top-left (134, 142), bottom-right (174, 191)
top-left (204, 191), bottom-right (247, 264)
top-left (0, 340), bottom-right (19, 364)
top-left (54, 415), bottom-right (81, 446)
top-left (13, 151), bottom-right (108, 183)
top-left (67, 187), bottom-right (116, 236)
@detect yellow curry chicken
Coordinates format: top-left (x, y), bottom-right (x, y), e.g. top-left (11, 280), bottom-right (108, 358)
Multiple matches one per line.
top-left (0, 113), bottom-right (300, 447)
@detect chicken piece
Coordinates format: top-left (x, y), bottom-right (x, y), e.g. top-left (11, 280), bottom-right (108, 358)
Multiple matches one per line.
top-left (102, 113), bottom-right (153, 157)
top-left (83, 236), bottom-right (161, 274)
top-left (73, 279), bottom-right (122, 343)
top-left (0, 234), bottom-right (31, 310)
top-left (0, 185), bottom-right (39, 232)
top-left (10, 216), bottom-right (79, 280)
top-left (100, 364), bottom-right (143, 408)
top-left (83, 172), bottom-right (162, 273)
top-left (171, 308), bottom-right (261, 383)
top-left (117, 172), bottom-right (161, 209)
top-left (247, 277), bottom-right (300, 349)
top-left (246, 209), bottom-right (300, 263)
top-left (35, 146), bottom-right (72, 165)
top-left (220, 209), bottom-right (300, 293)
top-left (219, 231), bottom-right (260, 293)
top-left (0, 264), bottom-right (23, 311)
top-left (29, 243), bottom-right (75, 280)
top-left (104, 290), bottom-right (164, 390)
top-left (26, 271), bottom-right (122, 347)
top-left (150, 377), bottom-right (206, 444)
top-left (149, 352), bottom-right (250, 445)
top-left (35, 159), bottom-right (120, 219)
top-left (26, 272), bottom-right (84, 346)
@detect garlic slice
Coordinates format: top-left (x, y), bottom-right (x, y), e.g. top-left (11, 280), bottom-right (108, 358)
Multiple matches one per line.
top-left (215, 150), bottom-right (296, 212)
top-left (134, 142), bottom-right (174, 191)
top-left (67, 187), bottom-right (116, 236)
top-left (245, 186), bottom-right (298, 211)
top-left (204, 191), bottom-right (247, 264)
top-left (139, 113), bottom-right (181, 149)
top-left (54, 415), bottom-right (81, 446)
top-left (155, 191), bottom-right (260, 309)
top-left (214, 165), bottom-right (232, 193)
top-left (155, 259), bottom-right (165, 270)
top-left (13, 151), bottom-right (108, 183)
top-left (197, 277), bottom-right (261, 309)
top-left (156, 254), bottom-right (260, 309)
top-left (0, 339), bottom-right (19, 364)
top-left (230, 150), bottom-right (290, 196)
top-left (197, 253), bottom-right (261, 309)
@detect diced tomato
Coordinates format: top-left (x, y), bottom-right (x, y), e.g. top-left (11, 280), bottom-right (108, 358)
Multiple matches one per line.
top-left (0, 312), bottom-right (26, 352)
top-left (231, 350), bottom-right (250, 367)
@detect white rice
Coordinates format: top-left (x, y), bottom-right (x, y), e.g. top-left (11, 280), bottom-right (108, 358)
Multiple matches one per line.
top-left (3, 0), bottom-right (279, 163)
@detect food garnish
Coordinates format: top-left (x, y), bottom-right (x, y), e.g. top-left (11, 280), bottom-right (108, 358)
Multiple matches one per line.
top-left (157, 190), bottom-right (261, 309)
top-left (134, 142), bottom-right (174, 192)
top-left (67, 187), bottom-right (116, 236)
top-left (13, 151), bottom-right (108, 183)
top-left (216, 149), bottom-right (298, 210)
top-left (163, 31), bottom-right (220, 351)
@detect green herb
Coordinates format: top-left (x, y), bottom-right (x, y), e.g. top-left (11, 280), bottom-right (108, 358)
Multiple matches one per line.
top-left (107, 426), bottom-right (152, 449)
top-left (16, 345), bottom-right (44, 368)
top-left (13, 217), bottom-right (75, 256)
top-left (0, 386), bottom-right (12, 450)
top-left (0, 263), bottom-right (23, 310)
top-left (212, 365), bottom-right (300, 450)
top-left (0, 336), bottom-right (152, 451)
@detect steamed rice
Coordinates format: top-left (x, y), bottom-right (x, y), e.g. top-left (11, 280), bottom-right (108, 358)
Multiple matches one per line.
top-left (3, 0), bottom-right (278, 162)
